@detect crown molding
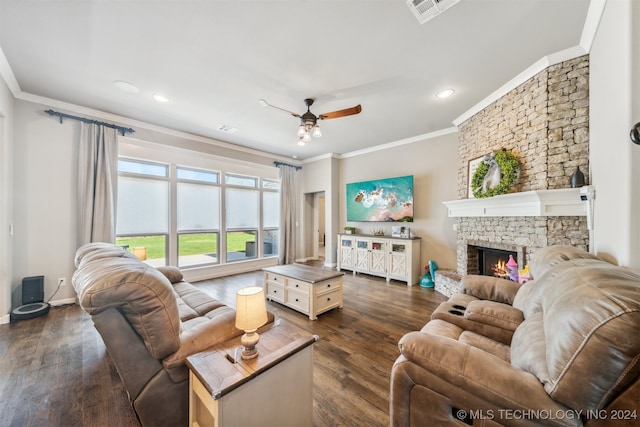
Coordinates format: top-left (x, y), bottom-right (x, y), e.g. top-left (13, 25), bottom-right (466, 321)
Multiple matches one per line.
top-left (338, 127), bottom-right (459, 160)
top-left (0, 45), bottom-right (21, 96)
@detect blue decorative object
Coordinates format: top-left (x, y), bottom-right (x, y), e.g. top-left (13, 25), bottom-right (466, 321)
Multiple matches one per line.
top-left (420, 266), bottom-right (434, 288)
top-left (429, 260), bottom-right (439, 281)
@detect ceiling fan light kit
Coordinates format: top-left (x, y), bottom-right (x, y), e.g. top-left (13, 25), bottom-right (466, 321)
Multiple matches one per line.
top-left (260, 97), bottom-right (361, 145)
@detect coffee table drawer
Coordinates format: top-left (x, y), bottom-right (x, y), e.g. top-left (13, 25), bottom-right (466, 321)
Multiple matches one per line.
top-left (287, 288), bottom-right (310, 312)
top-left (266, 272), bottom-right (287, 285)
top-left (288, 279), bottom-right (310, 294)
top-left (314, 287), bottom-right (342, 313)
top-left (266, 282), bottom-right (285, 304)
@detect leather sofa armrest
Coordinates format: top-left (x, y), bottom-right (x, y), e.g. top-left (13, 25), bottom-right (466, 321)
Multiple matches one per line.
top-left (460, 275), bottom-right (521, 305)
top-left (465, 300), bottom-right (524, 332)
top-left (396, 332), bottom-right (579, 422)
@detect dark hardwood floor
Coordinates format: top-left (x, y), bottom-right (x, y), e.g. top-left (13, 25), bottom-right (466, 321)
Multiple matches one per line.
top-left (0, 262), bottom-right (447, 427)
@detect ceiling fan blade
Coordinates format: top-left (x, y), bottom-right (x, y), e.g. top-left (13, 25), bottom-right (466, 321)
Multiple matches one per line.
top-left (318, 104), bottom-right (362, 120)
top-left (259, 99), bottom-right (301, 118)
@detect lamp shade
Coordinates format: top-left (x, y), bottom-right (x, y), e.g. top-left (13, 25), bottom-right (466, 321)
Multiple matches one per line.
top-left (235, 287), bottom-right (268, 331)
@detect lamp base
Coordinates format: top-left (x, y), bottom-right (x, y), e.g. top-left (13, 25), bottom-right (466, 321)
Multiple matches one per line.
top-left (240, 330), bottom-right (260, 360)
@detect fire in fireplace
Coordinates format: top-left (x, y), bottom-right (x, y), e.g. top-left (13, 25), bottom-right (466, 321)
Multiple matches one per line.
top-left (477, 247), bottom-right (518, 280)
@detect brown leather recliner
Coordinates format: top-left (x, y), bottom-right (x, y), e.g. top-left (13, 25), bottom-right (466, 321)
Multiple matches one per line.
top-left (391, 245), bottom-right (640, 426)
top-left (73, 242), bottom-right (274, 427)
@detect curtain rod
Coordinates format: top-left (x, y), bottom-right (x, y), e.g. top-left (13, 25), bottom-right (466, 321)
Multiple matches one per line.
top-left (274, 161), bottom-right (302, 171)
top-left (45, 109), bottom-right (135, 136)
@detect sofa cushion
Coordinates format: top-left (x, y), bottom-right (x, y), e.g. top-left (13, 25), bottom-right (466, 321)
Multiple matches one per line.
top-left (529, 244), bottom-right (600, 279)
top-left (173, 281), bottom-right (230, 321)
top-left (510, 311), bottom-right (549, 384)
top-left (511, 258), bottom-right (640, 411)
top-left (460, 275), bottom-right (521, 305)
top-left (512, 279), bottom-right (536, 311)
top-left (157, 266), bottom-right (184, 284)
top-left (74, 241), bottom-right (138, 266)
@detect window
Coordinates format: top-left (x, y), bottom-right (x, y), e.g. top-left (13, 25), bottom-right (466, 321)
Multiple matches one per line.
top-left (262, 179), bottom-right (280, 257)
top-left (116, 159), bottom-right (169, 266)
top-left (116, 157), bottom-right (279, 269)
top-left (177, 167), bottom-right (221, 267)
top-left (225, 179), bottom-right (259, 261)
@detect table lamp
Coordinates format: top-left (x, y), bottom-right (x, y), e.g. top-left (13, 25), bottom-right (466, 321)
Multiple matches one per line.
top-left (235, 287), bottom-right (268, 360)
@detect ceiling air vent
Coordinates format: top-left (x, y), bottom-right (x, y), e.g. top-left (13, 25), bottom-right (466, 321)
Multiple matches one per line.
top-left (217, 124), bottom-right (238, 134)
top-left (407, 0), bottom-right (461, 24)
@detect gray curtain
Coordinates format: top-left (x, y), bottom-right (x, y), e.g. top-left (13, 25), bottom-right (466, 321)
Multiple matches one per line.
top-left (277, 164), bottom-right (298, 264)
top-left (77, 123), bottom-right (118, 246)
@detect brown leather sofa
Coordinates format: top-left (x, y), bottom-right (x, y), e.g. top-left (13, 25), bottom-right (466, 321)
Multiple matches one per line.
top-left (391, 245), bottom-right (640, 426)
top-left (72, 242), bottom-right (274, 427)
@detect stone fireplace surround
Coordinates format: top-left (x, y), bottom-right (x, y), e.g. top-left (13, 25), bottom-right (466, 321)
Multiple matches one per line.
top-left (434, 55), bottom-right (591, 298)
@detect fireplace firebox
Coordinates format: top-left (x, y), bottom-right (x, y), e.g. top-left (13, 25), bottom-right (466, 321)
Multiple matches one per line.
top-left (477, 247), bottom-right (517, 279)
top-left (464, 240), bottom-right (526, 279)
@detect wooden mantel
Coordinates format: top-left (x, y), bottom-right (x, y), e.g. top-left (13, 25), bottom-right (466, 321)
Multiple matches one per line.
top-left (443, 188), bottom-right (588, 218)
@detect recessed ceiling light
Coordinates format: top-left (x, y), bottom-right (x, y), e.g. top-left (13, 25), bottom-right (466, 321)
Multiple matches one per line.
top-left (436, 88), bottom-right (455, 99)
top-left (113, 80), bottom-right (139, 93)
top-left (152, 93), bottom-right (170, 103)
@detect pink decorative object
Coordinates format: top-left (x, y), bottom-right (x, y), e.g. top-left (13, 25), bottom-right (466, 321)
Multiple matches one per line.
top-left (507, 255), bottom-right (519, 282)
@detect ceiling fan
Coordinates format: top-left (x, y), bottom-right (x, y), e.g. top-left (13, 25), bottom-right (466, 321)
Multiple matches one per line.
top-left (259, 98), bottom-right (362, 144)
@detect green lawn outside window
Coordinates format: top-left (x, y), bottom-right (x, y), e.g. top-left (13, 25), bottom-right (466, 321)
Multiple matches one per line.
top-left (116, 233), bottom-right (256, 260)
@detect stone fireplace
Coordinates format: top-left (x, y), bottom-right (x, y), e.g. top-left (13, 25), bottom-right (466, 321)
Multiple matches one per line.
top-left (435, 55), bottom-right (591, 298)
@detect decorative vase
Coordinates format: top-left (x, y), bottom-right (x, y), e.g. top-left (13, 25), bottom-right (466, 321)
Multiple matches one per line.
top-left (571, 166), bottom-right (585, 188)
top-left (420, 266), bottom-right (434, 288)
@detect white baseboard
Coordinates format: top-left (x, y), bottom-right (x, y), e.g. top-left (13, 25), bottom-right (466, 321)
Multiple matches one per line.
top-left (50, 297), bottom-right (77, 307)
top-left (0, 313), bottom-right (9, 325)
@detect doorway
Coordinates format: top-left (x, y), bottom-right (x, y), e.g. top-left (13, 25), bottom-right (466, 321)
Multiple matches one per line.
top-left (303, 191), bottom-right (325, 260)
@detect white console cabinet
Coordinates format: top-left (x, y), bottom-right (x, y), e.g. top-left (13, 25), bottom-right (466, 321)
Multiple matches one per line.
top-left (337, 234), bottom-right (421, 286)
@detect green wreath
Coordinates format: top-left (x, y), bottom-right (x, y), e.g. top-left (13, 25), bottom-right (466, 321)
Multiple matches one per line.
top-left (471, 150), bottom-right (520, 198)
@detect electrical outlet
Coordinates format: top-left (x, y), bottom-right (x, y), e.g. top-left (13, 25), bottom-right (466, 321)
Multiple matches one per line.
top-left (58, 277), bottom-right (66, 287)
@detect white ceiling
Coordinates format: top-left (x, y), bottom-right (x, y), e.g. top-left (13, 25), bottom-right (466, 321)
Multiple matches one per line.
top-left (0, 0), bottom-right (591, 160)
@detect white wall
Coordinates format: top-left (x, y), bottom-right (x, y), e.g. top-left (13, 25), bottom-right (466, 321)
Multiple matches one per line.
top-left (590, 0), bottom-right (640, 267)
top-left (0, 73), bottom-right (14, 322)
top-left (12, 100), bottom-right (78, 308)
top-left (301, 131), bottom-right (459, 271)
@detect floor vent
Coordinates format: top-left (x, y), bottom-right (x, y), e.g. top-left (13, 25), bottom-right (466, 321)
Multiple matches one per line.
top-left (406, 0), bottom-right (461, 24)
